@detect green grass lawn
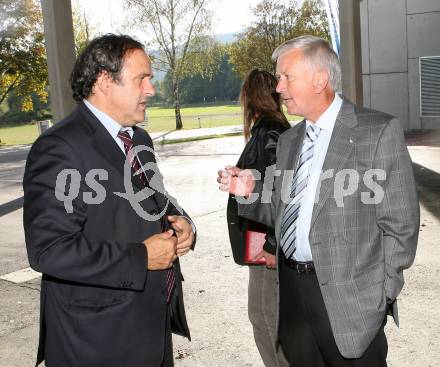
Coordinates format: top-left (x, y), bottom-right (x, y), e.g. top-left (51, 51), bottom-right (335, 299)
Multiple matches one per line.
top-left (145, 114), bottom-right (242, 132)
top-left (145, 104), bottom-right (300, 132)
top-left (145, 104), bottom-right (243, 131)
top-left (0, 124), bottom-right (40, 146)
top-left (147, 104), bottom-right (241, 117)
top-left (0, 104), bottom-right (299, 146)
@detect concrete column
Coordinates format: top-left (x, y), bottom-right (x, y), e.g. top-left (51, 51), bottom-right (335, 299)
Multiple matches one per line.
top-left (339, 0), bottom-right (363, 105)
top-left (41, 0), bottom-right (76, 123)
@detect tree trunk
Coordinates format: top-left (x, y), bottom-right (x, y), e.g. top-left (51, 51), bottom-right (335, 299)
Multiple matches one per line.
top-left (173, 79), bottom-right (183, 130)
top-left (0, 74), bottom-right (21, 105)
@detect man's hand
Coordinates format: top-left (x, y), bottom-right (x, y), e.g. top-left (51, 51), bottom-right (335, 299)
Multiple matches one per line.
top-left (254, 250), bottom-right (277, 269)
top-left (143, 230), bottom-right (177, 270)
top-left (217, 166), bottom-right (256, 197)
top-left (167, 215), bottom-right (194, 257)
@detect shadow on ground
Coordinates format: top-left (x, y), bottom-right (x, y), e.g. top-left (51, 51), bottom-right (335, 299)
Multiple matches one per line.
top-left (413, 163), bottom-right (440, 220)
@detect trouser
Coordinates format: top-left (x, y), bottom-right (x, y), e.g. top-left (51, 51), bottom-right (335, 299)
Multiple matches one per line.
top-left (248, 266), bottom-right (289, 367)
top-left (278, 257), bottom-right (388, 367)
top-left (161, 306), bottom-right (174, 367)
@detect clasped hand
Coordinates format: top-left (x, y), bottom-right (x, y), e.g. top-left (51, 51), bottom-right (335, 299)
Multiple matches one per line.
top-left (143, 216), bottom-right (194, 270)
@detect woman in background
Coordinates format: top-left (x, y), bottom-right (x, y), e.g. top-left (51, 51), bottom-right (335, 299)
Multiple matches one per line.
top-left (226, 68), bottom-right (290, 366)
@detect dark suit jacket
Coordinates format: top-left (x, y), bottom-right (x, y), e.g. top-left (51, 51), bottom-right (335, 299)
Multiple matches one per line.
top-left (226, 115), bottom-right (289, 265)
top-left (23, 102), bottom-right (192, 367)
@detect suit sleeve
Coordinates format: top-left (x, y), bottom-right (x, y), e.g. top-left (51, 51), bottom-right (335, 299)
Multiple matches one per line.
top-left (374, 118), bottom-right (420, 301)
top-left (258, 128), bottom-right (283, 255)
top-left (23, 135), bottom-right (148, 290)
top-left (259, 128), bottom-right (282, 171)
top-left (237, 129), bottom-right (281, 229)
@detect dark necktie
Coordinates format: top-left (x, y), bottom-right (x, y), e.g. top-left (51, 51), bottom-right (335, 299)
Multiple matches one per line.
top-left (117, 129), bottom-right (176, 303)
top-left (280, 124), bottom-right (320, 259)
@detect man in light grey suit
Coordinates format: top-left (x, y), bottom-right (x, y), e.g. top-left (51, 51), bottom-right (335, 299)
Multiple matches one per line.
top-left (218, 35), bottom-right (419, 366)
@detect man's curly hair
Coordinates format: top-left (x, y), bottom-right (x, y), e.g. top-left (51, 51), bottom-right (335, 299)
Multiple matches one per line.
top-left (70, 34), bottom-right (144, 102)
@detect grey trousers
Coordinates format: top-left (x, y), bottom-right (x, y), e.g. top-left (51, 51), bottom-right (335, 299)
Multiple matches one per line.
top-left (248, 266), bottom-right (289, 367)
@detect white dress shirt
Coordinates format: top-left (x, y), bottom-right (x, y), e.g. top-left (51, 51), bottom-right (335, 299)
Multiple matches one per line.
top-left (294, 94), bottom-right (343, 262)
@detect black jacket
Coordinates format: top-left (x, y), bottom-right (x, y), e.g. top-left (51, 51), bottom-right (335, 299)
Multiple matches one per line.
top-left (226, 115), bottom-right (289, 265)
top-left (23, 102), bottom-right (192, 367)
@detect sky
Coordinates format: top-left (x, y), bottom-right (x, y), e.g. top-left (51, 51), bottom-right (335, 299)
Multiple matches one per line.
top-left (72, 0), bottom-right (264, 39)
top-left (210, 0), bottom-right (262, 34)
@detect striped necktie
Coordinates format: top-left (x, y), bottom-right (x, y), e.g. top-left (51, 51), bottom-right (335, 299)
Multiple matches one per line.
top-left (117, 129), bottom-right (176, 303)
top-left (280, 124), bottom-right (320, 259)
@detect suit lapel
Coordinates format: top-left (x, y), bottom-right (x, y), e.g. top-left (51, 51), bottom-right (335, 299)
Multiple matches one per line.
top-left (277, 121), bottom-right (306, 214)
top-left (132, 128), bottom-right (157, 183)
top-left (277, 121), bottom-right (305, 171)
top-left (77, 103), bottom-right (127, 179)
top-left (132, 128), bottom-right (169, 212)
top-left (78, 103), bottom-right (145, 192)
top-left (92, 123), bottom-right (126, 174)
top-left (310, 99), bottom-right (360, 228)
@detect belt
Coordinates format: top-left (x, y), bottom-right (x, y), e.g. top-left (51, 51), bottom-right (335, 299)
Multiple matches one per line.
top-left (283, 257), bottom-right (315, 274)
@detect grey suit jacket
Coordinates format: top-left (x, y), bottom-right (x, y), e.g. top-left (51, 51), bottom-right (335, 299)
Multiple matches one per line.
top-left (238, 99), bottom-right (419, 358)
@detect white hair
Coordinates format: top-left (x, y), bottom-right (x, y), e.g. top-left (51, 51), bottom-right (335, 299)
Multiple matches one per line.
top-left (272, 35), bottom-right (341, 92)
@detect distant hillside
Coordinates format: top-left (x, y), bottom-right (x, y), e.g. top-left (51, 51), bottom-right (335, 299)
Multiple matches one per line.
top-left (215, 32), bottom-right (238, 44)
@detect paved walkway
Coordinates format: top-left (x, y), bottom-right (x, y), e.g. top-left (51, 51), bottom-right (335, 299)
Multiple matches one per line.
top-left (150, 125), bottom-right (244, 143)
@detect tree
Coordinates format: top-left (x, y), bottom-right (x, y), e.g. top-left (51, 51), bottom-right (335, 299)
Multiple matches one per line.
top-left (229, 0), bottom-right (329, 78)
top-left (162, 44), bottom-right (241, 105)
top-left (0, 0), bottom-right (48, 112)
top-left (72, 4), bottom-right (93, 56)
top-left (71, 2), bottom-right (102, 56)
top-left (126, 0), bottom-right (212, 129)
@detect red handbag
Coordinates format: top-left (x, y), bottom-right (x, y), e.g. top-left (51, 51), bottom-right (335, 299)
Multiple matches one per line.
top-left (244, 227), bottom-right (266, 265)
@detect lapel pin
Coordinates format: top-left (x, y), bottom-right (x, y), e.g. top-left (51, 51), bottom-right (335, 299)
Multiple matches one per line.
top-left (349, 137), bottom-right (354, 144)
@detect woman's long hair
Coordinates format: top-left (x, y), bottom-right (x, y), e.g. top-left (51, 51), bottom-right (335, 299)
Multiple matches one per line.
top-left (239, 68), bottom-right (289, 140)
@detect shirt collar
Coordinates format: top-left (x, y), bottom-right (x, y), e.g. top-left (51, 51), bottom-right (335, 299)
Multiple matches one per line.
top-left (306, 93), bottom-right (343, 132)
top-left (83, 99), bottom-right (133, 138)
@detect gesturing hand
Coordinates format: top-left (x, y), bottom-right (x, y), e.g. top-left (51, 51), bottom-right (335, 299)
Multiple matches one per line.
top-left (217, 166), bottom-right (256, 197)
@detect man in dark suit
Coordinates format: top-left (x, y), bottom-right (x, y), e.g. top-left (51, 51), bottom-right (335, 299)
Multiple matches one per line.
top-left (23, 34), bottom-right (195, 367)
top-left (218, 35), bottom-right (419, 366)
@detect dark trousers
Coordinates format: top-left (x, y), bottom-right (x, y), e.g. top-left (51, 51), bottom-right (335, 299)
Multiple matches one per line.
top-left (161, 305), bottom-right (174, 367)
top-left (278, 258), bottom-right (388, 367)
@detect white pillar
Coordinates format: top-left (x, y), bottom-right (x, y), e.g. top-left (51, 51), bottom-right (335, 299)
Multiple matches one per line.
top-left (41, 0), bottom-right (76, 123)
top-left (339, 0), bottom-right (363, 105)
